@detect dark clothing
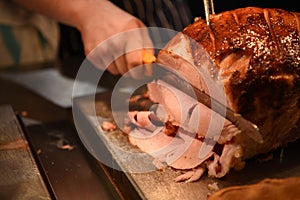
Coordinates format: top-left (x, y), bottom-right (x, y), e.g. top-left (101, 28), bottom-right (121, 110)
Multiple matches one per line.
top-left (111, 0), bottom-right (193, 31)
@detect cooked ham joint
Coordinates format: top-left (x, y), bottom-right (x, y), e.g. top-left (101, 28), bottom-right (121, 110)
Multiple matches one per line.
top-left (128, 7), bottom-right (300, 182)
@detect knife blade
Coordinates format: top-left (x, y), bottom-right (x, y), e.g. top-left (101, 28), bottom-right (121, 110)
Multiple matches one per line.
top-left (158, 70), bottom-right (263, 144)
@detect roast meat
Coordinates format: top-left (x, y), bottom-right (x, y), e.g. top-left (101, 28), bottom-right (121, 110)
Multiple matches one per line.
top-left (128, 7), bottom-right (300, 181)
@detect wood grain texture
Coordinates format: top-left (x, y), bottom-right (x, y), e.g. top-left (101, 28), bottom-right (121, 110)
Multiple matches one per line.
top-left (0, 105), bottom-right (51, 200)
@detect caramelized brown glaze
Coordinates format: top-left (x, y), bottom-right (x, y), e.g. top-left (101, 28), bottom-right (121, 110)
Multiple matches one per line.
top-left (158, 7), bottom-right (300, 158)
top-left (183, 7), bottom-right (300, 115)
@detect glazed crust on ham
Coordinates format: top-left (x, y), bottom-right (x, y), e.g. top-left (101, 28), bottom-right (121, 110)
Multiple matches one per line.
top-left (128, 7), bottom-right (300, 182)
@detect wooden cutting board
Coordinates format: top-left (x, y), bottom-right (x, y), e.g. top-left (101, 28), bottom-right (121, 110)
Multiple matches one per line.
top-left (73, 90), bottom-right (300, 200)
top-left (0, 105), bottom-right (51, 199)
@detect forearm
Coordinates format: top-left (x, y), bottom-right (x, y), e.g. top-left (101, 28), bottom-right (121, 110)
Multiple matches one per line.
top-left (11, 0), bottom-right (110, 31)
top-left (12, 0), bottom-right (152, 77)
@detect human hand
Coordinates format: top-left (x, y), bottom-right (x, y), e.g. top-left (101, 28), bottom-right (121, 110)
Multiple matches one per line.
top-left (78, 1), bottom-right (154, 78)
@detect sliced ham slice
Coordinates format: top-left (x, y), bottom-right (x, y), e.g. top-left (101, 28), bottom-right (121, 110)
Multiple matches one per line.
top-left (127, 81), bottom-right (243, 181)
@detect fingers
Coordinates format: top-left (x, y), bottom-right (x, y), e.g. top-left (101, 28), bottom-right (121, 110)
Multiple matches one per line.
top-left (114, 55), bottom-right (128, 75)
top-left (85, 21), bottom-right (155, 78)
top-left (106, 62), bottom-right (120, 75)
top-left (125, 50), bottom-right (144, 79)
top-left (124, 28), bottom-right (155, 78)
top-left (142, 49), bottom-right (156, 76)
top-left (87, 44), bottom-right (120, 75)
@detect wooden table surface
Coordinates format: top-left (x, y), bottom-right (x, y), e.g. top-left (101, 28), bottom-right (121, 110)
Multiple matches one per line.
top-left (0, 68), bottom-right (120, 200)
